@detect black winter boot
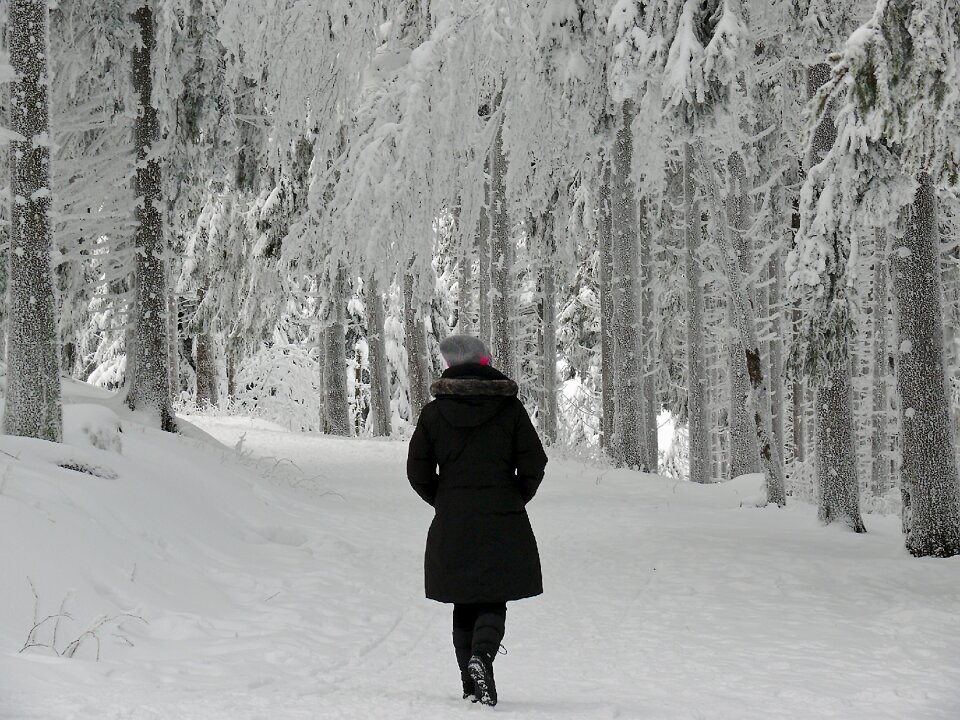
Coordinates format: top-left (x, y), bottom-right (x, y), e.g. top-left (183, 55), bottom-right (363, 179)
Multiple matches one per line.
top-left (452, 629), bottom-right (476, 700)
top-left (467, 651), bottom-right (497, 707)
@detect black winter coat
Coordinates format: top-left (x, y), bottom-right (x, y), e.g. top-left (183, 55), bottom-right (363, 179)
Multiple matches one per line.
top-left (407, 363), bottom-right (548, 604)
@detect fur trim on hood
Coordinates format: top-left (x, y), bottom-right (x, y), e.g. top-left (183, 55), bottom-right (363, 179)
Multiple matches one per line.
top-left (430, 377), bottom-right (519, 398)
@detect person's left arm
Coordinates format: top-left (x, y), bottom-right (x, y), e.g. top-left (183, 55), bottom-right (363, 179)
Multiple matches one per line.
top-left (407, 406), bottom-right (440, 506)
top-left (514, 400), bottom-right (548, 504)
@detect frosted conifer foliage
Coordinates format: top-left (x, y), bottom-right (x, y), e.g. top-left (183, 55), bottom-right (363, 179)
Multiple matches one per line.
top-left (791, 0), bottom-right (960, 556)
top-left (3, 0), bottom-right (63, 443)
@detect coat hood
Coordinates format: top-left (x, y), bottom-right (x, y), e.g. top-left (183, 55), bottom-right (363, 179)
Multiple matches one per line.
top-left (430, 363), bottom-right (518, 428)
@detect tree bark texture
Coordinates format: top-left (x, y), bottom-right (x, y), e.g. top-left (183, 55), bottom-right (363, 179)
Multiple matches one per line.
top-left (225, 336), bottom-right (238, 400)
top-left (4, 0), bottom-right (62, 442)
top-left (870, 228), bottom-right (890, 498)
top-left (768, 254), bottom-right (785, 464)
top-left (167, 265), bottom-right (180, 403)
top-left (806, 61), bottom-right (862, 525)
top-left (538, 196), bottom-right (558, 446)
top-left (127, 3), bottom-right (173, 431)
top-left (639, 196), bottom-right (658, 472)
top-left (325, 267), bottom-right (351, 436)
top-left (478, 160), bottom-right (492, 353)
top-left (815, 359), bottom-right (866, 531)
top-left (404, 264), bottom-right (430, 422)
top-left (490, 107), bottom-right (513, 375)
top-left (599, 158), bottom-right (615, 451)
top-left (195, 331), bottom-right (218, 407)
top-left (726, 151), bottom-right (761, 478)
top-left (685, 144), bottom-right (708, 482)
top-left (457, 202), bottom-right (473, 334)
top-left (611, 102), bottom-right (644, 470)
top-left (366, 275), bottom-right (391, 437)
top-left (700, 146), bottom-right (786, 506)
top-left (791, 331), bottom-right (805, 463)
top-left (892, 174), bottom-right (960, 557)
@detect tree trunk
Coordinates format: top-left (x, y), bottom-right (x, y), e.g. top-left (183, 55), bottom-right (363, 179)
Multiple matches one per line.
top-left (791, 340), bottom-right (805, 462)
top-left (539, 196), bottom-right (558, 446)
top-left (3, 0), bottom-right (62, 442)
top-left (367, 275), bottom-right (391, 437)
top-left (806, 62), bottom-right (863, 527)
top-left (490, 97), bottom-right (512, 375)
top-left (225, 336), bottom-right (238, 400)
top-left (404, 264), bottom-right (430, 422)
top-left (815, 359), bottom-right (866, 531)
top-left (127, 3), bottom-right (173, 431)
top-left (167, 264), bottom-right (180, 403)
top-left (325, 267), bottom-right (351, 436)
top-left (478, 159), bottom-right (492, 352)
top-left (893, 174), bottom-right (960, 557)
top-left (699, 145), bottom-right (786, 506)
top-left (457, 202), bottom-right (473, 334)
top-left (726, 151), bottom-right (761, 478)
top-left (599, 157), bottom-right (615, 451)
top-left (317, 331), bottom-right (327, 432)
top-left (870, 228), bottom-right (890, 497)
top-left (639, 195), bottom-right (658, 472)
top-left (195, 330), bottom-right (217, 408)
top-left (768, 254), bottom-right (785, 464)
top-left (685, 144), bottom-right (708, 482)
top-left (611, 102), bottom-right (643, 470)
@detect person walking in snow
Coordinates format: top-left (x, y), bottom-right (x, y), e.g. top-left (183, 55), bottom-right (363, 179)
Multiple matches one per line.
top-left (406, 335), bottom-right (548, 707)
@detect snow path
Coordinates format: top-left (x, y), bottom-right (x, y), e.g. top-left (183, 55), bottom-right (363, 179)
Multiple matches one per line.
top-left (3, 415), bottom-right (960, 719)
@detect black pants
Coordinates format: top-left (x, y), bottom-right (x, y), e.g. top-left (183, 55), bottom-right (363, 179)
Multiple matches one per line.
top-left (451, 602), bottom-right (506, 679)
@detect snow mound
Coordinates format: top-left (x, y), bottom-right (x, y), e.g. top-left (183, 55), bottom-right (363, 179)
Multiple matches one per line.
top-left (63, 404), bottom-right (123, 454)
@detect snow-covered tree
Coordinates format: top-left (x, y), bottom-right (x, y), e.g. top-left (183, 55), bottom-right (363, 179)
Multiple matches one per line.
top-left (126, 2), bottom-right (173, 430)
top-left (365, 275), bottom-right (391, 436)
top-left (869, 228), bottom-right (891, 497)
top-left (610, 101), bottom-right (645, 469)
top-left (3, 0), bottom-right (63, 442)
top-left (683, 143), bottom-right (708, 482)
top-left (793, 0), bottom-right (960, 555)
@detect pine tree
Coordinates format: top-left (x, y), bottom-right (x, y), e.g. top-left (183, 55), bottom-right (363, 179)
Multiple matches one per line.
top-left (639, 190), bottom-right (658, 472)
top-left (537, 190), bottom-right (559, 446)
top-left (4, 0), bottom-right (62, 442)
top-left (610, 101), bottom-right (644, 470)
top-left (194, 291), bottom-right (218, 407)
top-left (684, 143), bottom-right (708, 483)
top-left (792, 0), bottom-right (960, 554)
top-left (478, 155), bottom-right (493, 352)
top-left (404, 261), bottom-right (430, 421)
top-left (869, 228), bottom-right (891, 497)
top-left (701, 148), bottom-right (788, 505)
top-left (598, 154), bottom-right (616, 450)
top-left (366, 274), bottom-right (392, 437)
top-left (324, 265), bottom-right (351, 436)
top-left (489, 89), bottom-right (513, 376)
top-left (726, 150), bottom-right (762, 479)
top-left (804, 62), bottom-right (866, 532)
top-left (894, 175), bottom-right (960, 556)
top-left (127, 1), bottom-right (173, 430)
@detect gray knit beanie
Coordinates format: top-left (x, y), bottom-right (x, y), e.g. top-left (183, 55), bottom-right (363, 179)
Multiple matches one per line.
top-left (439, 335), bottom-right (492, 367)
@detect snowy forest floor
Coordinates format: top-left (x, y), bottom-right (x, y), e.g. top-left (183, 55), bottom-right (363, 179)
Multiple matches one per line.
top-left (1, 399), bottom-right (959, 719)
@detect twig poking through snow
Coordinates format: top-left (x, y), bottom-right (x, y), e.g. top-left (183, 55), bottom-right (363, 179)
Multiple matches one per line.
top-left (20, 578), bottom-right (148, 660)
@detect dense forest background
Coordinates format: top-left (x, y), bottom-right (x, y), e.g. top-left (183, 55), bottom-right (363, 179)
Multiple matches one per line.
top-left (1, 0), bottom-right (959, 557)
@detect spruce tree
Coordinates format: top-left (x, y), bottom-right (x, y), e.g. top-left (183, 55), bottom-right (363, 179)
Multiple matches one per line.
top-left (4, 0), bottom-right (62, 442)
top-left (127, 2), bottom-right (173, 430)
top-left (793, 0), bottom-right (960, 555)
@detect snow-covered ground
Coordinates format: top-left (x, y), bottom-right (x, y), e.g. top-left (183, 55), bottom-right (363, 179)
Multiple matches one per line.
top-left (2, 400), bottom-right (959, 719)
